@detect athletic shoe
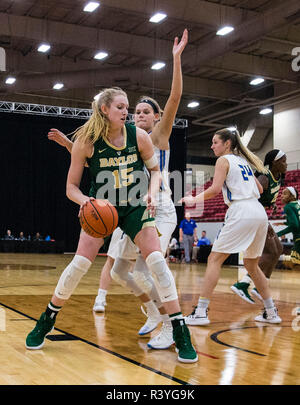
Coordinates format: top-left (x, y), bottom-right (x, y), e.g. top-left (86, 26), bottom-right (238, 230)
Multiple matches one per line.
top-left (138, 305), bottom-right (161, 336)
top-left (185, 306), bottom-right (210, 326)
top-left (231, 282), bottom-right (255, 304)
top-left (25, 312), bottom-right (55, 350)
top-left (251, 287), bottom-right (263, 301)
top-left (93, 294), bottom-right (106, 312)
top-left (172, 318), bottom-right (198, 363)
top-left (147, 321), bottom-right (174, 349)
top-left (254, 307), bottom-right (282, 324)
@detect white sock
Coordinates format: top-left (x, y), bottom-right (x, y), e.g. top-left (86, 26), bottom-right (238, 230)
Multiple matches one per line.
top-left (198, 297), bottom-right (210, 309)
top-left (98, 288), bottom-right (107, 295)
top-left (169, 312), bottom-right (183, 321)
top-left (144, 300), bottom-right (158, 314)
top-left (263, 297), bottom-right (274, 309)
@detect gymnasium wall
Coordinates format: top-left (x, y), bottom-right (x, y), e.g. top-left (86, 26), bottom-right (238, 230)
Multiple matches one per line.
top-left (0, 112), bottom-right (187, 252)
top-left (274, 87), bottom-right (300, 169)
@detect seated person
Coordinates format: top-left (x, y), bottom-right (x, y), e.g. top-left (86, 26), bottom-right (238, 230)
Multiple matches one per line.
top-left (33, 232), bottom-right (43, 241)
top-left (166, 235), bottom-right (181, 262)
top-left (192, 230), bottom-right (211, 262)
top-left (4, 229), bottom-right (14, 240)
top-left (18, 232), bottom-right (27, 241)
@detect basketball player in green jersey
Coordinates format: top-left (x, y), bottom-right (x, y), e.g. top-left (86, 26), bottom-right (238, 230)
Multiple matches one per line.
top-left (276, 186), bottom-right (300, 267)
top-left (26, 87), bottom-right (198, 363)
top-left (231, 149), bottom-right (287, 303)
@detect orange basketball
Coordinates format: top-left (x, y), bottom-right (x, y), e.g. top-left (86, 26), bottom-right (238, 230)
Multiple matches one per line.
top-left (79, 199), bottom-right (118, 238)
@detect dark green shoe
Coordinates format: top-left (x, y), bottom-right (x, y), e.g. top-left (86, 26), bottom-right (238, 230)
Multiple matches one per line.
top-left (231, 282), bottom-right (255, 304)
top-left (25, 312), bottom-right (55, 350)
top-left (172, 319), bottom-right (198, 363)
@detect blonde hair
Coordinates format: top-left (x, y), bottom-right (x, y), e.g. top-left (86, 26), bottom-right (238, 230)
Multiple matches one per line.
top-left (135, 96), bottom-right (163, 120)
top-left (215, 128), bottom-right (267, 174)
top-left (72, 87), bottom-right (127, 144)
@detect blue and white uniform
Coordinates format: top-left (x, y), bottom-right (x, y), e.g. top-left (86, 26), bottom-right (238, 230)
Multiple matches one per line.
top-left (212, 154), bottom-right (268, 258)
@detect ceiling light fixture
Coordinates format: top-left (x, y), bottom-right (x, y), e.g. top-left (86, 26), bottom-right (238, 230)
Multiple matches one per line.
top-left (38, 43), bottom-right (51, 53)
top-left (53, 83), bottom-right (64, 90)
top-left (149, 12), bottom-right (167, 23)
top-left (94, 51), bottom-right (108, 60)
top-left (250, 77), bottom-right (265, 86)
top-left (5, 77), bottom-right (16, 84)
top-left (151, 62), bottom-right (165, 70)
top-left (187, 101), bottom-right (199, 108)
top-left (216, 26), bottom-right (234, 36)
top-left (259, 107), bottom-right (272, 115)
top-left (84, 2), bottom-right (100, 12)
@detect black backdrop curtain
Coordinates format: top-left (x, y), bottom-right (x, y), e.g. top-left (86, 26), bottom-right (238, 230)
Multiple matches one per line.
top-left (0, 112), bottom-right (187, 252)
top-left (168, 127), bottom-right (187, 240)
top-left (0, 112), bottom-right (90, 252)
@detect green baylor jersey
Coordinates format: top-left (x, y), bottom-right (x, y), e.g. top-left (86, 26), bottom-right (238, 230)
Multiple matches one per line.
top-left (87, 123), bottom-right (145, 203)
top-left (258, 169), bottom-right (281, 208)
top-left (87, 123), bottom-right (154, 240)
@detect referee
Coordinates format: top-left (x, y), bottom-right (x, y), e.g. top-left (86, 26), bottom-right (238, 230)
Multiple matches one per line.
top-left (179, 212), bottom-right (197, 263)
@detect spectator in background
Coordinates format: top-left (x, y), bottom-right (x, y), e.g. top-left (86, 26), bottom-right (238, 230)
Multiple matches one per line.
top-left (198, 230), bottom-right (211, 246)
top-left (179, 212), bottom-right (197, 263)
top-left (276, 186), bottom-right (300, 268)
top-left (280, 235), bottom-right (288, 243)
top-left (18, 232), bottom-right (27, 241)
top-left (192, 231), bottom-right (211, 262)
top-left (45, 235), bottom-right (51, 241)
top-left (34, 232), bottom-right (43, 241)
top-left (4, 229), bottom-right (14, 240)
top-left (166, 235), bottom-right (181, 262)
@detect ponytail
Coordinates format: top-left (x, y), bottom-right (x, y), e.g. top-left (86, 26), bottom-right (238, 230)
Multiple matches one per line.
top-left (215, 128), bottom-right (267, 174)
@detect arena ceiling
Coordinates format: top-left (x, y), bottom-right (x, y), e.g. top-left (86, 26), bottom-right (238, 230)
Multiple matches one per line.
top-left (0, 0), bottom-right (299, 150)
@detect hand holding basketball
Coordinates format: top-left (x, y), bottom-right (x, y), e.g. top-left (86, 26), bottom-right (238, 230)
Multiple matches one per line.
top-left (79, 199), bottom-right (118, 238)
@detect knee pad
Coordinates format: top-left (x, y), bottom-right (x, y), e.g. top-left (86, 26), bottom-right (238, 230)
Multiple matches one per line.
top-left (110, 258), bottom-right (143, 297)
top-left (132, 254), bottom-right (162, 308)
top-left (55, 255), bottom-right (91, 300)
top-left (145, 251), bottom-right (178, 303)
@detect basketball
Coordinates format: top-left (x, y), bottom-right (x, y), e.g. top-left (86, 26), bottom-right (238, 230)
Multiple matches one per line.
top-left (79, 199), bottom-right (118, 238)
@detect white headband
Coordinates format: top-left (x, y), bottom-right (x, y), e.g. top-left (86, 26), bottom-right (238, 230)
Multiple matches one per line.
top-left (274, 150), bottom-right (285, 161)
top-left (287, 187), bottom-right (297, 198)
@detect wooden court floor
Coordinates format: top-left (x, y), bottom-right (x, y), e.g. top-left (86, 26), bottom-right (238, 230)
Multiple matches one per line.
top-left (0, 253), bottom-right (299, 386)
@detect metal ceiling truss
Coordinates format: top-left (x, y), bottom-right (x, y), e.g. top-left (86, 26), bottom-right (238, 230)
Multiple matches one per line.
top-left (0, 100), bottom-right (188, 127)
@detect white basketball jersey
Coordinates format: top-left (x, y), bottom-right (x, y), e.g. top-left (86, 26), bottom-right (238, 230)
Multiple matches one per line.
top-left (222, 154), bottom-right (260, 206)
top-left (154, 144), bottom-right (172, 200)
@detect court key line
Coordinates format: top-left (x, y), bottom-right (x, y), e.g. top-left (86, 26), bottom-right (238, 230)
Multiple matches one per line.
top-left (210, 324), bottom-right (288, 356)
top-left (0, 301), bottom-right (216, 385)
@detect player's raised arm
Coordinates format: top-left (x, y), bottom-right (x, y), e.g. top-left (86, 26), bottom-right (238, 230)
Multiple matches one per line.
top-left (150, 29), bottom-right (188, 150)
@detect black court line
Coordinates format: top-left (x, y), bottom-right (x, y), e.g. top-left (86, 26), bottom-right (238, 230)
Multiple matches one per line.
top-left (47, 334), bottom-right (80, 341)
top-left (210, 325), bottom-right (286, 356)
top-left (0, 301), bottom-right (188, 385)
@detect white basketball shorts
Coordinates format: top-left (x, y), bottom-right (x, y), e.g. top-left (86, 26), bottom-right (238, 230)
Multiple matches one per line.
top-left (212, 198), bottom-right (268, 258)
top-left (107, 199), bottom-right (177, 260)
